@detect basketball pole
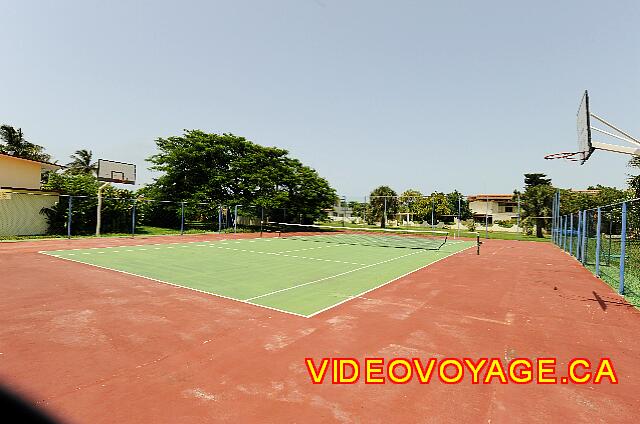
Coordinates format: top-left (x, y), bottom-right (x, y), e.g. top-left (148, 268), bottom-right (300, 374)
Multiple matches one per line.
top-left (96, 182), bottom-right (110, 236)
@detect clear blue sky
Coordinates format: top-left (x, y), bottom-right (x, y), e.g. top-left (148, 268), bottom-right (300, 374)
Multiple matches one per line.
top-left (2, 0), bottom-right (639, 199)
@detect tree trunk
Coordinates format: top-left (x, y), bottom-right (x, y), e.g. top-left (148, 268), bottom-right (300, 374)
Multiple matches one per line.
top-left (536, 217), bottom-right (544, 238)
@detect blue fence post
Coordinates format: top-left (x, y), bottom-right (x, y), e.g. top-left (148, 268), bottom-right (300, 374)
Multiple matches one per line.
top-left (595, 207), bottom-right (602, 276)
top-left (553, 192), bottom-right (558, 244)
top-left (581, 210), bottom-right (588, 264)
top-left (563, 215), bottom-right (567, 251)
top-left (131, 199), bottom-right (136, 237)
top-left (619, 202), bottom-right (627, 295)
top-left (569, 214), bottom-right (573, 254)
top-left (180, 202), bottom-right (185, 235)
top-left (551, 193), bottom-right (556, 244)
top-left (67, 196), bottom-right (73, 239)
top-left (576, 211), bottom-right (582, 258)
top-left (556, 191), bottom-right (561, 244)
top-left (218, 205), bottom-right (222, 234)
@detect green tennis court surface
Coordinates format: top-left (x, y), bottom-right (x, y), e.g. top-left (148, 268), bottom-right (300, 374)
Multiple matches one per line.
top-left (41, 237), bottom-right (475, 317)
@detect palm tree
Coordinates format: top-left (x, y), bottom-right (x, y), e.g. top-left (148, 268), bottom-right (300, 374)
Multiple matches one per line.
top-left (0, 124), bottom-right (51, 162)
top-left (67, 149), bottom-right (97, 175)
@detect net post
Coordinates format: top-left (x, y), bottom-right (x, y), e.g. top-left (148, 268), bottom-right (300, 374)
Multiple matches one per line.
top-left (67, 196), bottom-right (73, 239)
top-left (180, 202), bottom-right (185, 235)
top-left (477, 234), bottom-right (480, 255)
top-left (595, 207), bottom-right (602, 276)
top-left (619, 202), bottom-right (627, 295)
top-left (131, 199), bottom-right (136, 237)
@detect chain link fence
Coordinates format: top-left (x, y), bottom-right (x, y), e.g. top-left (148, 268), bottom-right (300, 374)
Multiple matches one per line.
top-left (554, 198), bottom-right (640, 308)
top-left (0, 191), bottom-right (264, 239)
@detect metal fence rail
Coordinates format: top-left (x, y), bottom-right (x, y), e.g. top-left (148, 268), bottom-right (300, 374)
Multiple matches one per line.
top-left (0, 191), bottom-right (334, 240)
top-left (552, 194), bottom-right (640, 307)
top-left (0, 192), bottom-right (251, 239)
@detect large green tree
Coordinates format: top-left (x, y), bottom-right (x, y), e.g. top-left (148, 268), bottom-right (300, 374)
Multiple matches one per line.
top-left (369, 186), bottom-right (398, 227)
top-left (521, 173), bottom-right (554, 238)
top-left (627, 156), bottom-right (640, 197)
top-left (145, 130), bottom-right (336, 222)
top-left (446, 190), bottom-right (472, 220)
top-left (0, 125), bottom-right (52, 162)
top-left (41, 172), bottom-right (135, 234)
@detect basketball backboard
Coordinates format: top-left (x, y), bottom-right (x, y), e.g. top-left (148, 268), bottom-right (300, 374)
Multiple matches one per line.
top-left (576, 90), bottom-right (594, 164)
top-left (97, 159), bottom-right (136, 184)
top-left (546, 91), bottom-right (640, 163)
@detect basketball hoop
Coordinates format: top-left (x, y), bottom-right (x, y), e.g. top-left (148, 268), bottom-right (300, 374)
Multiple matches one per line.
top-left (544, 152), bottom-right (582, 162)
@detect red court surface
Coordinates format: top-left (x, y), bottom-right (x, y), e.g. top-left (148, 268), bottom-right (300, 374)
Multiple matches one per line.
top-left (1, 235), bottom-right (639, 423)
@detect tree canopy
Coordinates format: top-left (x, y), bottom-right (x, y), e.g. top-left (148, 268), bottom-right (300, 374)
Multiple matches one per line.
top-left (0, 125), bottom-right (52, 162)
top-left (145, 130), bottom-right (337, 222)
top-left (368, 186), bottom-right (398, 227)
top-left (520, 173), bottom-right (555, 237)
top-left (524, 173), bottom-right (551, 188)
top-left (66, 149), bottom-right (97, 175)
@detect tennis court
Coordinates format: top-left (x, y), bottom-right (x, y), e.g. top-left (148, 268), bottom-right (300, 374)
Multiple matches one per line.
top-left (40, 234), bottom-right (475, 317)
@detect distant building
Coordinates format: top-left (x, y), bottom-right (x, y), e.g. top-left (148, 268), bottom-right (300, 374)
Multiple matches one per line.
top-left (0, 153), bottom-right (63, 236)
top-left (329, 203), bottom-right (353, 221)
top-left (467, 194), bottom-right (518, 224)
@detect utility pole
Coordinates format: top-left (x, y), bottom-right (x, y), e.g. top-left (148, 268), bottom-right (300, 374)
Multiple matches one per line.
top-left (517, 193), bottom-right (521, 238)
top-left (485, 195), bottom-right (489, 239)
top-left (431, 197), bottom-right (435, 229)
top-left (457, 196), bottom-right (461, 238)
top-left (383, 197), bottom-right (387, 228)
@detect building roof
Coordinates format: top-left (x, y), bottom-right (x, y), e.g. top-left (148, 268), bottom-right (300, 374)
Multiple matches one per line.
top-left (569, 189), bottom-right (600, 195)
top-left (0, 152), bottom-right (63, 171)
top-left (467, 194), bottom-right (515, 202)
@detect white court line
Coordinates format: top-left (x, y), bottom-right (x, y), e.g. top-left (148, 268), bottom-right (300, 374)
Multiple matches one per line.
top-left (245, 249), bottom-right (425, 301)
top-left (39, 239), bottom-right (476, 317)
top-left (306, 243), bottom-right (477, 317)
top-left (38, 252), bottom-right (309, 318)
top-left (209, 245), bottom-right (365, 266)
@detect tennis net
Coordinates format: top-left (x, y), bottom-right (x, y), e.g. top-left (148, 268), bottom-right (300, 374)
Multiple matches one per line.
top-left (262, 222), bottom-right (449, 250)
